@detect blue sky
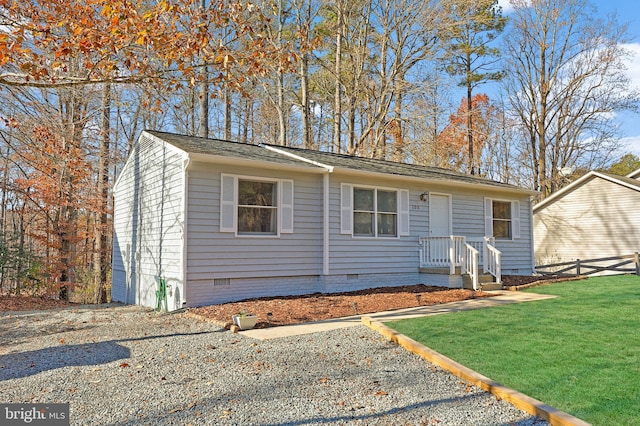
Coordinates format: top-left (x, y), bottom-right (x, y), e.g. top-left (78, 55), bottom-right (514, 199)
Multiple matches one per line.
top-left (498, 0), bottom-right (640, 158)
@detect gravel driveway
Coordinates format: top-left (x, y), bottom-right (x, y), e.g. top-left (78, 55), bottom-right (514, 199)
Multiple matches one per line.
top-left (1, 304), bottom-right (548, 425)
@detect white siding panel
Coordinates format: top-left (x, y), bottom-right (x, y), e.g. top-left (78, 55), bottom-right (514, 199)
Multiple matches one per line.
top-left (534, 177), bottom-right (640, 265)
top-left (111, 133), bottom-right (186, 310)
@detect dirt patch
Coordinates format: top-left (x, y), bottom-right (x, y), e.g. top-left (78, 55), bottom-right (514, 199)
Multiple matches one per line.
top-left (189, 284), bottom-right (495, 329)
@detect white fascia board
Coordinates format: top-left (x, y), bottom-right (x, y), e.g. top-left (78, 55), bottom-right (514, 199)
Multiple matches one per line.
top-left (261, 145), bottom-right (335, 172)
top-left (593, 172), bottom-right (640, 193)
top-left (625, 168), bottom-right (640, 179)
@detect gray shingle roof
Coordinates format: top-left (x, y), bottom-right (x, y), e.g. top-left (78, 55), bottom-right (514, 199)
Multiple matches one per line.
top-left (268, 144), bottom-right (520, 190)
top-left (146, 130), bottom-right (528, 192)
top-left (146, 130), bottom-right (314, 169)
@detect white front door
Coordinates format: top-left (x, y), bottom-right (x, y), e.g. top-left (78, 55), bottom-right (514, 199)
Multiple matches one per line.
top-left (429, 193), bottom-right (451, 236)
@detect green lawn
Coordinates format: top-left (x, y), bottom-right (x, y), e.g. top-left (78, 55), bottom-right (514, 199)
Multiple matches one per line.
top-left (387, 275), bottom-right (640, 425)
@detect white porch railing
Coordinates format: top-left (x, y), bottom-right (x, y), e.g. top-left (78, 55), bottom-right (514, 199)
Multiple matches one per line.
top-left (484, 241), bottom-right (502, 284)
top-left (466, 237), bottom-right (494, 267)
top-left (461, 243), bottom-right (479, 290)
top-left (418, 236), bottom-right (465, 274)
top-left (419, 235), bottom-right (502, 284)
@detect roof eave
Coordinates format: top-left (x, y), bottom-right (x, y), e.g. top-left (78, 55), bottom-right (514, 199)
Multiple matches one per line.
top-left (626, 168), bottom-right (640, 179)
top-left (332, 166), bottom-right (537, 196)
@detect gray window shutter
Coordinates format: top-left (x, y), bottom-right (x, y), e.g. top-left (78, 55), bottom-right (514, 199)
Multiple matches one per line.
top-left (484, 198), bottom-right (493, 237)
top-left (280, 179), bottom-right (294, 233)
top-left (220, 174), bottom-right (236, 232)
top-left (511, 201), bottom-right (521, 239)
top-left (340, 183), bottom-right (353, 235)
top-left (398, 190), bottom-right (410, 236)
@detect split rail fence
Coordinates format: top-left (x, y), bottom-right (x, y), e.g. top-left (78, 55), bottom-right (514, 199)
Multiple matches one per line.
top-left (535, 252), bottom-right (640, 277)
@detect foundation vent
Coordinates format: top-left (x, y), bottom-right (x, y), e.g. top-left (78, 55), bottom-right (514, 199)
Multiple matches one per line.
top-left (213, 278), bottom-right (231, 287)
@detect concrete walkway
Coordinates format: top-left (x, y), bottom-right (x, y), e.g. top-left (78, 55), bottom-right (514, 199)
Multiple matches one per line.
top-left (240, 290), bottom-right (557, 340)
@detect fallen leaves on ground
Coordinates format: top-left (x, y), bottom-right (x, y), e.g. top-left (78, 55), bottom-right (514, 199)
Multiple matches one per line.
top-left (0, 295), bottom-right (77, 311)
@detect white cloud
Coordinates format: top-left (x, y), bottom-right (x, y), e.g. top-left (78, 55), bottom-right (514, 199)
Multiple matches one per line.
top-left (619, 135), bottom-right (640, 156)
top-left (498, 0), bottom-right (515, 14)
top-left (623, 43), bottom-right (640, 92)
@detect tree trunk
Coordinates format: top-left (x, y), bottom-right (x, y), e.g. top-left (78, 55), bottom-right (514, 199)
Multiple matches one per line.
top-left (467, 80), bottom-right (474, 175)
top-left (300, 52), bottom-right (311, 149)
top-left (94, 83), bottom-right (110, 304)
top-left (392, 74), bottom-right (404, 162)
top-left (199, 0), bottom-right (209, 139)
top-left (224, 85), bottom-right (231, 140)
top-left (199, 64), bottom-right (209, 138)
top-left (333, 2), bottom-right (343, 153)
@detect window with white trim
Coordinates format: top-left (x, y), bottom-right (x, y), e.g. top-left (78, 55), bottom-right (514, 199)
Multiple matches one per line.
top-left (238, 180), bottom-right (277, 234)
top-left (492, 200), bottom-right (512, 239)
top-left (341, 184), bottom-right (410, 238)
top-left (220, 174), bottom-right (294, 236)
top-left (484, 198), bottom-right (520, 240)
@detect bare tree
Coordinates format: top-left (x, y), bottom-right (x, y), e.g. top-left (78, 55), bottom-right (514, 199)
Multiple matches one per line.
top-left (339, 0), bottom-right (440, 159)
top-left (504, 0), bottom-right (639, 196)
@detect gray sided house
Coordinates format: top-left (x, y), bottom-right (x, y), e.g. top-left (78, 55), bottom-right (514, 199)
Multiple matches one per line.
top-left (112, 130), bottom-right (536, 311)
top-left (533, 168), bottom-right (640, 266)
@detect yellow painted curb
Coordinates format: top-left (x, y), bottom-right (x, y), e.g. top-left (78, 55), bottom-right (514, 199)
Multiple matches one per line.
top-left (362, 316), bottom-right (590, 426)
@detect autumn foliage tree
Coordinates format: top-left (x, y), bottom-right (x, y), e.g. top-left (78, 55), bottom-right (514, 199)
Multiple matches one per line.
top-left (436, 94), bottom-right (496, 171)
top-left (10, 121), bottom-right (95, 297)
top-left (0, 0), bottom-right (291, 299)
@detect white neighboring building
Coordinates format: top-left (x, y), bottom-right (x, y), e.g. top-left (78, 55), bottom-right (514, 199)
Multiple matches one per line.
top-left (533, 168), bottom-right (640, 268)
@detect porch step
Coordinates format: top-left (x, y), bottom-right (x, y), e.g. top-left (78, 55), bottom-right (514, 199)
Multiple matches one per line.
top-left (462, 274), bottom-right (502, 290)
top-left (479, 282), bottom-right (503, 291)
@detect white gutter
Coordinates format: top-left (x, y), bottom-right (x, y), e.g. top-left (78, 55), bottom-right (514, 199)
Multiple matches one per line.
top-left (529, 195), bottom-right (536, 274)
top-left (181, 154), bottom-right (191, 307)
top-left (260, 144), bottom-right (333, 276)
top-left (323, 173), bottom-right (330, 275)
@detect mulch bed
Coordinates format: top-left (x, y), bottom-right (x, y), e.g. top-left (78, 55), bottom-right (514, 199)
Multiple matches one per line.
top-left (1, 275), bottom-right (582, 314)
